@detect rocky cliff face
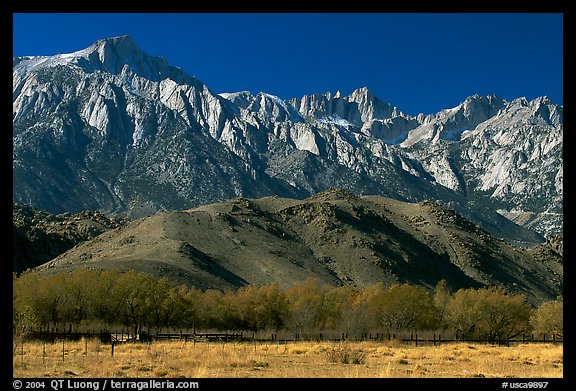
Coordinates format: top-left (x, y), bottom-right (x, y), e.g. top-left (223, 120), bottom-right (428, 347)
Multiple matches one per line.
top-left (13, 36), bottom-right (562, 244)
top-left (12, 203), bottom-right (126, 273)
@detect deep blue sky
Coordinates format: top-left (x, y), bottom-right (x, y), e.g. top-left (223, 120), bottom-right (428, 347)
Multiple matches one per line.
top-left (13, 13), bottom-right (563, 116)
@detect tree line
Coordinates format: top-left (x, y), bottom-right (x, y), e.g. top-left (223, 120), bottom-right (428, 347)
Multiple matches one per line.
top-left (13, 268), bottom-right (562, 342)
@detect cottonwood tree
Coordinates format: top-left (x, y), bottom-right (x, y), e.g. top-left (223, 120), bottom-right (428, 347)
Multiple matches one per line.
top-left (350, 283), bottom-right (386, 334)
top-left (255, 282), bottom-right (290, 331)
top-left (284, 278), bottom-right (327, 333)
top-left (369, 283), bottom-right (438, 332)
top-left (144, 278), bottom-right (185, 333)
top-left (14, 269), bottom-right (549, 339)
top-left (20, 271), bottom-right (68, 329)
top-left (530, 297), bottom-right (563, 338)
top-left (228, 282), bottom-right (290, 331)
top-left (166, 284), bottom-right (198, 330)
top-left (178, 287), bottom-right (205, 329)
top-left (447, 286), bottom-right (532, 341)
top-left (197, 289), bottom-right (228, 329)
top-left (115, 271), bottom-right (157, 335)
top-left (335, 287), bottom-right (367, 338)
top-left (59, 268), bottom-right (98, 331)
top-left (323, 285), bottom-right (358, 332)
top-left (433, 279), bottom-right (453, 329)
top-left (89, 269), bottom-right (124, 325)
top-left (13, 274), bottom-right (38, 353)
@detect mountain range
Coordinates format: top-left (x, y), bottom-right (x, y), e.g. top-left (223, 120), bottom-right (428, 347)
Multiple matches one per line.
top-left (13, 35), bottom-right (563, 246)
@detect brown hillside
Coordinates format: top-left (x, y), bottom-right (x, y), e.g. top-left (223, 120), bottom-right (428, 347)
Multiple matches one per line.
top-left (35, 189), bottom-right (562, 305)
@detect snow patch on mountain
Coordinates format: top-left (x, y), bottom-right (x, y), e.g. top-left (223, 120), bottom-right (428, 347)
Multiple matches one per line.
top-left (317, 114), bottom-right (354, 128)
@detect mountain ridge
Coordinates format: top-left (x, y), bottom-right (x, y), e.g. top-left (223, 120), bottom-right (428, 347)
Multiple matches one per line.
top-left (13, 35), bottom-right (563, 244)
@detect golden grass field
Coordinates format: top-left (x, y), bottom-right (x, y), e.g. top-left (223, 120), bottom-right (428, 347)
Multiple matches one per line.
top-left (13, 339), bottom-right (562, 378)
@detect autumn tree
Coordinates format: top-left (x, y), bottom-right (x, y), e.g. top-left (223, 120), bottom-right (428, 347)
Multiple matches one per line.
top-left (13, 273), bottom-right (38, 353)
top-left (530, 297), bottom-right (563, 338)
top-left (447, 286), bottom-right (532, 341)
top-left (226, 283), bottom-right (290, 331)
top-left (284, 278), bottom-right (327, 333)
top-left (254, 282), bottom-right (290, 331)
top-left (144, 278), bottom-right (186, 333)
top-left (114, 271), bottom-right (157, 335)
top-left (89, 268), bottom-right (125, 325)
top-left (349, 282), bottom-right (386, 334)
top-left (167, 284), bottom-right (199, 330)
top-left (368, 283), bottom-right (438, 332)
top-left (433, 279), bottom-right (453, 329)
top-left (16, 271), bottom-right (69, 329)
top-left (196, 289), bottom-right (228, 329)
top-left (59, 268), bottom-right (99, 331)
top-left (323, 285), bottom-right (358, 332)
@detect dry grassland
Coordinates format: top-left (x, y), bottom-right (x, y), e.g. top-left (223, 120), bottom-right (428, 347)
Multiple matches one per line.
top-left (13, 339), bottom-right (562, 378)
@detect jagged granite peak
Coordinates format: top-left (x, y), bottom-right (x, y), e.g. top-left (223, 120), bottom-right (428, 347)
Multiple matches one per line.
top-left (17, 35), bottom-right (122, 70)
top-left (219, 91), bottom-right (255, 109)
top-left (82, 35), bottom-right (147, 72)
top-left (13, 36), bottom-right (563, 243)
top-left (528, 96), bottom-right (563, 127)
top-left (401, 94), bottom-right (507, 146)
top-left (220, 91), bottom-right (304, 124)
top-left (13, 37), bottom-right (296, 219)
top-left (403, 94), bottom-right (562, 237)
top-left (349, 86), bottom-right (405, 120)
top-left (289, 86), bottom-right (403, 126)
top-left (462, 97), bottom-right (563, 222)
top-left (76, 35), bottom-right (195, 83)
